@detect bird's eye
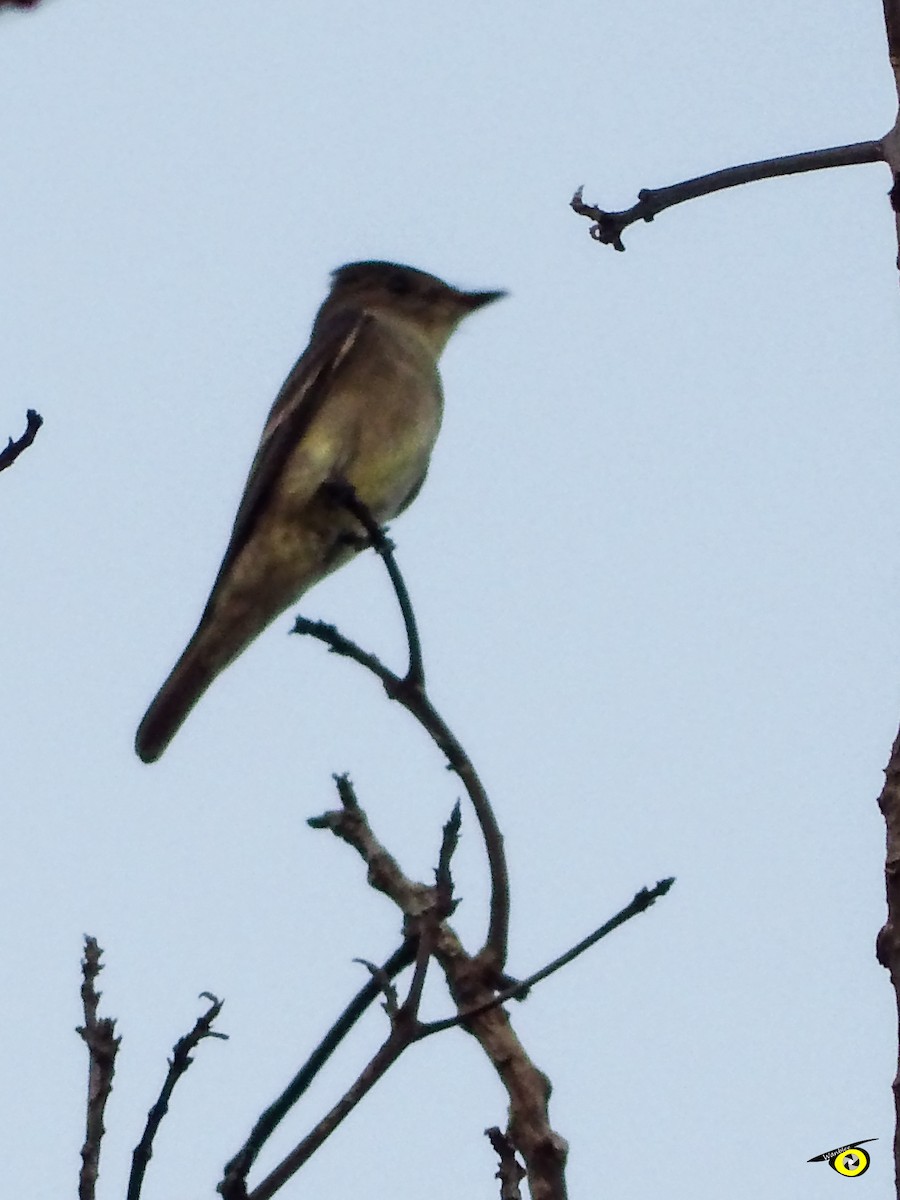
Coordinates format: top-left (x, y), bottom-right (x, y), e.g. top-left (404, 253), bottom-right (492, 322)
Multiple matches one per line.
top-left (387, 273), bottom-right (412, 296)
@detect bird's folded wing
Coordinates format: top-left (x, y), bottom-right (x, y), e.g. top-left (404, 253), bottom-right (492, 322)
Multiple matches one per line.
top-left (207, 308), bottom-right (373, 594)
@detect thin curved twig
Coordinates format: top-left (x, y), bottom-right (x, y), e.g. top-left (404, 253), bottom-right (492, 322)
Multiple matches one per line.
top-left (293, 485), bottom-right (510, 972)
top-left (572, 139), bottom-right (885, 250)
top-left (293, 612), bottom-right (510, 972)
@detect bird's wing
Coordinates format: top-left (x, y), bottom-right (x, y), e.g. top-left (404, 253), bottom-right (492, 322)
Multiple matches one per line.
top-left (207, 308), bottom-right (372, 596)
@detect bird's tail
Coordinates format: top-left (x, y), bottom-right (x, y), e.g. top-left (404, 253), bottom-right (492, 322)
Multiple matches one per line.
top-left (135, 633), bottom-right (217, 763)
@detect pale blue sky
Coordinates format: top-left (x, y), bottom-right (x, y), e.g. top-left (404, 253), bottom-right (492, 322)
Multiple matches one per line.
top-left (3, 2), bottom-right (898, 1197)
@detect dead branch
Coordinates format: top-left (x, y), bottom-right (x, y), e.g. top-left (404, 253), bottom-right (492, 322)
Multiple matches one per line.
top-left (294, 483), bottom-right (510, 974)
top-left (266, 780), bottom-right (568, 1200)
top-left (217, 483), bottom-right (674, 1200)
top-left (421, 877), bottom-right (675, 1037)
top-left (127, 994), bottom-right (227, 1200)
top-left (0, 409), bottom-right (43, 473)
top-left (572, 140), bottom-right (885, 250)
top-left (486, 1126), bottom-right (528, 1200)
top-left (221, 788), bottom-right (468, 1200)
top-left (76, 937), bottom-right (120, 1200)
top-left (878, 727), bottom-right (900, 1194)
top-left (219, 938), bottom-right (417, 1198)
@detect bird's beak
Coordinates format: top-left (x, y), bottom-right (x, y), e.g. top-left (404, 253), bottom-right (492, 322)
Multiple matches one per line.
top-left (460, 288), bottom-right (507, 311)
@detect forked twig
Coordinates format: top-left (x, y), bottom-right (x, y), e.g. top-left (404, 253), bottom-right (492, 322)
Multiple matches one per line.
top-left (572, 139), bottom-right (885, 250)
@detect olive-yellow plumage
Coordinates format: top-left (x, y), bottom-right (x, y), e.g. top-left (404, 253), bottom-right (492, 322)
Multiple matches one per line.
top-left (135, 261), bottom-right (504, 762)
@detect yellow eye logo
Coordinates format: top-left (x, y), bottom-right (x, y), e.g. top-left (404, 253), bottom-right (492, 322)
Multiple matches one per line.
top-left (808, 1138), bottom-right (877, 1177)
top-left (831, 1149), bottom-right (870, 1177)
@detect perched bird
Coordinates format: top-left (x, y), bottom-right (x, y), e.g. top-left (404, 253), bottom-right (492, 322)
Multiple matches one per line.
top-left (135, 261), bottom-right (505, 762)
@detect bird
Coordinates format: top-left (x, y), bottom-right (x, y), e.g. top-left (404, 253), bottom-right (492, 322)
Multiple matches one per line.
top-left (135, 260), bottom-right (505, 762)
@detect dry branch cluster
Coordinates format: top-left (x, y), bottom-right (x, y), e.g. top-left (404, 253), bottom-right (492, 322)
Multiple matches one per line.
top-left (75, 492), bottom-right (671, 1200)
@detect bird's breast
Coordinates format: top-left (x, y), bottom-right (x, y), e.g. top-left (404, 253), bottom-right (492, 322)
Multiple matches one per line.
top-left (341, 343), bottom-right (443, 520)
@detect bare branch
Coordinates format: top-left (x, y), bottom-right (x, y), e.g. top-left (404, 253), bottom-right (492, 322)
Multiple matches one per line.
top-left (228, 787), bottom-right (455, 1199)
top-left (422, 878), bottom-right (675, 1037)
top-left (879, 6), bottom-right (900, 268)
top-left (572, 141), bottom-right (885, 250)
top-left (219, 939), bottom-right (416, 1199)
top-left (293, 508), bottom-right (510, 973)
top-left (127, 994), bottom-right (227, 1200)
top-left (76, 937), bottom-right (120, 1200)
top-left (0, 409), bottom-right (43, 473)
top-left (307, 784), bottom-right (569, 1200)
top-left (247, 1031), bottom-right (408, 1200)
top-left (884, 0), bottom-right (900, 104)
top-left (399, 816), bottom-right (461, 1023)
top-left (435, 801), bottom-right (462, 912)
top-left (397, 924), bottom-right (433, 1023)
top-left (486, 1126), bottom-right (527, 1200)
top-left (310, 773), bottom-right (437, 916)
top-left (877, 725), bottom-right (900, 1192)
